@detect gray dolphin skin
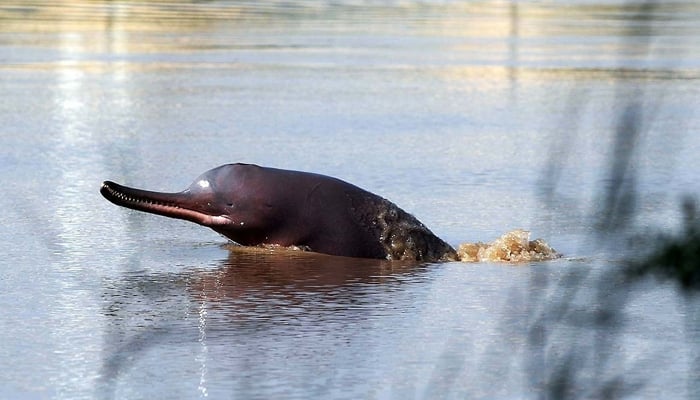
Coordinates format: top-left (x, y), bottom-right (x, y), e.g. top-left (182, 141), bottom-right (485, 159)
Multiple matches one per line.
top-left (100, 163), bottom-right (457, 261)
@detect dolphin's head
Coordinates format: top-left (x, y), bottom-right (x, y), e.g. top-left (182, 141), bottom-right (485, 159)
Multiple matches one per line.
top-left (100, 164), bottom-right (282, 245)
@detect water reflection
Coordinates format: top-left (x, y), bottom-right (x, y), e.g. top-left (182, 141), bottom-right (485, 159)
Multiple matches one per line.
top-left (99, 246), bottom-right (428, 398)
top-left (3, 0), bottom-right (698, 72)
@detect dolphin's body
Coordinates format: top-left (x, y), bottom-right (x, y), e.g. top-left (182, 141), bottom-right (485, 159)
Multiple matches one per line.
top-left (100, 163), bottom-right (456, 261)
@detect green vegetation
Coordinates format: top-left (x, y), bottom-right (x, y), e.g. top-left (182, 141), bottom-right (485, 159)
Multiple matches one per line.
top-left (630, 198), bottom-right (700, 292)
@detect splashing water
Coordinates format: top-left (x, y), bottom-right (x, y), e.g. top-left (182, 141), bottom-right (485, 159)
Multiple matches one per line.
top-left (251, 229), bottom-right (560, 263)
top-left (456, 229), bottom-right (560, 263)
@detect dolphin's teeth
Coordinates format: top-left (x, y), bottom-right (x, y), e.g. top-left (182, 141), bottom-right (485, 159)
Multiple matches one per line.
top-left (105, 184), bottom-right (183, 210)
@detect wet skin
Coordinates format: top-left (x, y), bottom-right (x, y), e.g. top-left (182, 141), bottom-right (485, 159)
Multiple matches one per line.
top-left (100, 163), bottom-right (456, 261)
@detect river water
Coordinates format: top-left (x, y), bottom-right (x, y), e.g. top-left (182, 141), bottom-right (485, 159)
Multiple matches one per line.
top-left (1, 1), bottom-right (700, 399)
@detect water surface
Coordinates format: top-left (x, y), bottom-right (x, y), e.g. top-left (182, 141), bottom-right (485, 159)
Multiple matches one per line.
top-left (1, 1), bottom-right (700, 398)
